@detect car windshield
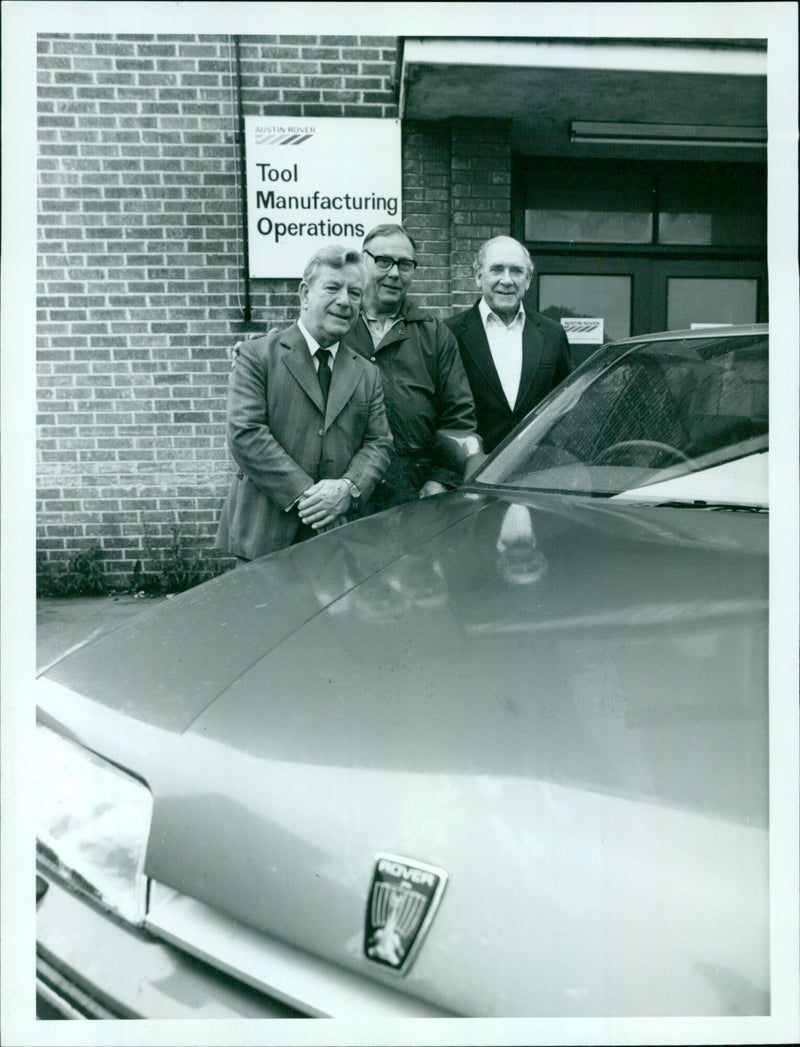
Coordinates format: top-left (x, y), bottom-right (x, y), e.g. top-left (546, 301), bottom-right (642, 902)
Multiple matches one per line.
top-left (474, 331), bottom-right (768, 503)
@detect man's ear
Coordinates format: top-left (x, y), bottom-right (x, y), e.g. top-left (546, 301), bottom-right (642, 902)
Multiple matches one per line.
top-left (298, 280), bottom-right (309, 309)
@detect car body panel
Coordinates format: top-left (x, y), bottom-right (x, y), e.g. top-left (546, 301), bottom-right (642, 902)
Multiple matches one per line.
top-left (38, 487), bottom-right (768, 1017)
top-left (41, 496), bottom-right (482, 733)
top-left (36, 325), bottom-right (770, 1018)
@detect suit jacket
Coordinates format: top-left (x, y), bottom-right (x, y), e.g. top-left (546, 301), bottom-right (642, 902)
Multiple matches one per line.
top-left (215, 323), bottom-right (393, 560)
top-left (447, 301), bottom-right (573, 453)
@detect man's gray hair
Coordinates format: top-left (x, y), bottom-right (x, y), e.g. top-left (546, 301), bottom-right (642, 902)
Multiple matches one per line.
top-left (362, 223), bottom-right (417, 253)
top-left (473, 236), bottom-right (534, 277)
top-left (302, 244), bottom-right (366, 285)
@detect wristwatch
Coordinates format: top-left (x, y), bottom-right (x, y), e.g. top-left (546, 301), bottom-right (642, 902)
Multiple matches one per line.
top-left (342, 478), bottom-right (361, 500)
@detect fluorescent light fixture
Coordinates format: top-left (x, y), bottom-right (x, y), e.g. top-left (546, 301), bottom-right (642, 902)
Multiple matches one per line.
top-left (570, 121), bottom-right (767, 148)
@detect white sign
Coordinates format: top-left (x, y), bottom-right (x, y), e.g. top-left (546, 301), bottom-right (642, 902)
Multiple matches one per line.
top-left (560, 317), bottom-right (605, 344)
top-left (245, 117), bottom-right (402, 278)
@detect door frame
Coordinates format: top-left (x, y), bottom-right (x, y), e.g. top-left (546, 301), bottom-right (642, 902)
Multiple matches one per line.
top-left (526, 251), bottom-right (768, 337)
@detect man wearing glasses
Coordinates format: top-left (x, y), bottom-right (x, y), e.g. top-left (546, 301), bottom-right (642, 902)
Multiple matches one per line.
top-left (345, 223), bottom-right (478, 512)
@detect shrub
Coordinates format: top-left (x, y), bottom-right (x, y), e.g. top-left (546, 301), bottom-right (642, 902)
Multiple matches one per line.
top-left (37, 546), bottom-right (106, 597)
top-left (129, 523), bottom-right (219, 595)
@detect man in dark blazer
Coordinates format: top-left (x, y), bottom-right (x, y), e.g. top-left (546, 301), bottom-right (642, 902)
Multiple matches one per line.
top-left (216, 245), bottom-right (392, 561)
top-left (447, 236), bottom-right (573, 454)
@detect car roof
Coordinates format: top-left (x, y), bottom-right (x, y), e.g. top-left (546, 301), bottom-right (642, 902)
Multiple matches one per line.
top-left (607, 323), bottom-right (768, 348)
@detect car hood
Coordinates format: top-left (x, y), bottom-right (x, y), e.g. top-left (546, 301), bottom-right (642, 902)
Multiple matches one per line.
top-left (41, 495), bottom-right (482, 732)
top-left (38, 491), bottom-right (768, 1016)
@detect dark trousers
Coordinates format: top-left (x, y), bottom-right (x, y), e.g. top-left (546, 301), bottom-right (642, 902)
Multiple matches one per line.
top-left (291, 521), bottom-right (318, 545)
top-left (359, 454), bottom-right (425, 516)
top-left (234, 521), bottom-right (316, 566)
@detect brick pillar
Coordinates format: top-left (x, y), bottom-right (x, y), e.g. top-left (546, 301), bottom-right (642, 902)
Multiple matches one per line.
top-left (449, 117), bottom-right (513, 312)
top-left (401, 120), bottom-right (452, 313)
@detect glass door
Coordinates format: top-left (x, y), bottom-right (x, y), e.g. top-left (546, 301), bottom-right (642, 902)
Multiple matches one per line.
top-left (650, 259), bottom-right (767, 332)
top-left (524, 256), bottom-right (651, 364)
top-left (517, 157), bottom-right (767, 349)
top-left (526, 255), bottom-right (767, 357)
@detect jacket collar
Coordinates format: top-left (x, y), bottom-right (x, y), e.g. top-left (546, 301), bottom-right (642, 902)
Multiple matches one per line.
top-left (346, 297), bottom-right (426, 354)
top-left (296, 318), bottom-right (340, 362)
top-left (281, 322), bottom-right (360, 427)
top-left (456, 303), bottom-right (507, 405)
top-left (458, 300), bottom-right (544, 412)
top-left (478, 297), bottom-right (526, 330)
top-left (395, 298), bottom-right (428, 323)
top-left (365, 297), bottom-right (429, 328)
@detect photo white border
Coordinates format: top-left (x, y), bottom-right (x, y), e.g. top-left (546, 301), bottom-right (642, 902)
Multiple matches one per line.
top-left (2, 4), bottom-right (797, 1045)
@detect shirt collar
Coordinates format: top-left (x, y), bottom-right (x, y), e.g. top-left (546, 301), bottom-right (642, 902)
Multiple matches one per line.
top-left (298, 318), bottom-right (338, 360)
top-left (479, 297), bottom-right (526, 329)
top-left (362, 307), bottom-right (402, 326)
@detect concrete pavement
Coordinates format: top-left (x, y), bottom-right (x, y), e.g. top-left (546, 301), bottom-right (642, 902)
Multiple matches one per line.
top-left (37, 594), bottom-right (167, 671)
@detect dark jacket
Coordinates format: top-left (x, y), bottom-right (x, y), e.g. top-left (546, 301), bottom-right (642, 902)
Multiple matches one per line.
top-left (447, 301), bottom-right (573, 453)
top-left (345, 300), bottom-right (477, 494)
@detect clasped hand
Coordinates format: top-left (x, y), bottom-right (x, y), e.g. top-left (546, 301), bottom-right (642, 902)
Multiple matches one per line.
top-left (297, 479), bottom-right (351, 529)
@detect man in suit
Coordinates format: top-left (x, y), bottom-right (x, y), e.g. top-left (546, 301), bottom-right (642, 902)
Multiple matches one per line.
top-left (447, 236), bottom-right (573, 454)
top-left (215, 245), bottom-right (393, 562)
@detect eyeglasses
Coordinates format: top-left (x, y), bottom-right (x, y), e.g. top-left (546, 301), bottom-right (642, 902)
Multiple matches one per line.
top-left (364, 249), bottom-right (417, 275)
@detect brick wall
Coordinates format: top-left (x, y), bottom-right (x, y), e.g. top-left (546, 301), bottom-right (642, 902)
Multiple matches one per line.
top-left (400, 118), bottom-right (512, 312)
top-left (449, 118), bottom-right (513, 312)
top-left (37, 33), bottom-right (514, 589)
top-left (402, 120), bottom-right (453, 311)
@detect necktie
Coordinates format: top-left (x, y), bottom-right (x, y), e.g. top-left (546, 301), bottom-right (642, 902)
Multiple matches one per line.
top-left (316, 348), bottom-right (331, 405)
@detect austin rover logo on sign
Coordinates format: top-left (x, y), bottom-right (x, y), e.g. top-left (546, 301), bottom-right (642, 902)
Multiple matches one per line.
top-left (364, 854), bottom-right (448, 973)
top-left (245, 117), bottom-right (402, 277)
top-left (560, 317), bottom-right (604, 344)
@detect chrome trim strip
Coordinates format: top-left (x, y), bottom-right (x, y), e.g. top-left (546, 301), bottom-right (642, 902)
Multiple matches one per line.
top-left (146, 883), bottom-right (449, 1018)
top-left (37, 956), bottom-right (120, 1019)
top-left (37, 872), bottom-right (293, 1019)
top-left (36, 980), bottom-right (90, 1020)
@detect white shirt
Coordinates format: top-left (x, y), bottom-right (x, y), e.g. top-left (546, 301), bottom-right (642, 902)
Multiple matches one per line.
top-left (298, 319), bottom-right (339, 370)
top-left (285, 321), bottom-right (343, 514)
top-left (478, 298), bottom-right (525, 408)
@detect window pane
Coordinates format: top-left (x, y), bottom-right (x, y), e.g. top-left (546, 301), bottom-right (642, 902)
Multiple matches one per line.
top-left (667, 278), bottom-right (758, 330)
top-left (539, 274), bottom-right (631, 347)
top-left (520, 160), bottom-right (766, 248)
top-left (526, 208), bottom-right (652, 244)
top-left (659, 169), bottom-right (766, 245)
top-left (524, 176), bottom-right (652, 244)
top-left (659, 208), bottom-right (766, 246)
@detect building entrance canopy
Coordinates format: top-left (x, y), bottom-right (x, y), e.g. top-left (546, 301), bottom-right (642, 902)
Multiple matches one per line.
top-left (400, 38), bottom-right (767, 162)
